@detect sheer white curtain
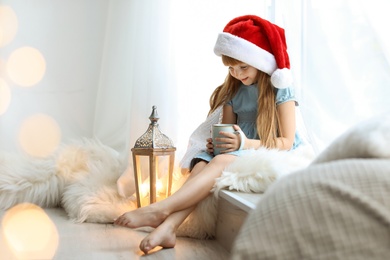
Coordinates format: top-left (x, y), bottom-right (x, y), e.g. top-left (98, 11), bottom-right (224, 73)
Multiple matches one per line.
top-left (93, 0), bottom-right (178, 161)
top-left (277, 0), bottom-right (390, 150)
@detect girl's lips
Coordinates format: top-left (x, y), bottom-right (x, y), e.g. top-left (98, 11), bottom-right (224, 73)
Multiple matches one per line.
top-left (241, 77), bottom-right (249, 84)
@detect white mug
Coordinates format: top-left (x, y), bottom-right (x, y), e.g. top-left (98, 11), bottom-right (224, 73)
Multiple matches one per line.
top-left (212, 124), bottom-right (235, 155)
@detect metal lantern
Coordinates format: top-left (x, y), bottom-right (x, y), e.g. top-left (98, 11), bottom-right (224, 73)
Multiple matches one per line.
top-left (132, 105), bottom-right (176, 207)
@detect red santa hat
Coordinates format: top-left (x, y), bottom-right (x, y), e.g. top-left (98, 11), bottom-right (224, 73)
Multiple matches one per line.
top-left (214, 15), bottom-right (292, 89)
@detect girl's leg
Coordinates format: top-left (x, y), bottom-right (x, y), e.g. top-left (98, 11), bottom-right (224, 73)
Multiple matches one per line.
top-left (114, 160), bottom-right (206, 228)
top-left (138, 160), bottom-right (209, 254)
top-left (114, 154), bottom-right (236, 228)
top-left (139, 205), bottom-right (195, 254)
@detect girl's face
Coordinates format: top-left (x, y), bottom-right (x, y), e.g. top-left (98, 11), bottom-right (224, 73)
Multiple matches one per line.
top-left (228, 63), bottom-right (259, 85)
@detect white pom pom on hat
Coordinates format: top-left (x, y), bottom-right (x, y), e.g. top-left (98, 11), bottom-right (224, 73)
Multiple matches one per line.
top-left (271, 68), bottom-right (293, 89)
top-left (214, 15), bottom-right (293, 89)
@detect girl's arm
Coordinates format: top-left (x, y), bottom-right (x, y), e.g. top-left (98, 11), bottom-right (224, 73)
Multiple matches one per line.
top-left (221, 104), bottom-right (236, 124)
top-left (245, 100), bottom-right (296, 150)
top-left (274, 100), bottom-right (296, 149)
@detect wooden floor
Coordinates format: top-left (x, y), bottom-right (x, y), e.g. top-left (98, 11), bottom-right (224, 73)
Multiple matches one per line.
top-left (0, 207), bottom-right (230, 260)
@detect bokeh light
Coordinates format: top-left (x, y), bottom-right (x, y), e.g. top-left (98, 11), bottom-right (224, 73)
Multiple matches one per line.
top-left (1, 203), bottom-right (59, 259)
top-left (0, 26), bottom-right (3, 46)
top-left (0, 5), bottom-right (18, 47)
top-left (6, 46), bottom-right (46, 87)
top-left (18, 113), bottom-right (61, 157)
top-left (0, 78), bottom-right (11, 115)
top-left (0, 58), bottom-right (7, 78)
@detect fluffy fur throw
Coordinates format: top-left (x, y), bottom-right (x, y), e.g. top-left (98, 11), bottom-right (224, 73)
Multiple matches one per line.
top-left (215, 146), bottom-right (314, 194)
top-left (0, 139), bottom-right (134, 223)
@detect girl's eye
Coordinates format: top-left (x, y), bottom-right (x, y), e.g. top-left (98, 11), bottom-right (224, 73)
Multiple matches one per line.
top-left (240, 66), bottom-right (248, 70)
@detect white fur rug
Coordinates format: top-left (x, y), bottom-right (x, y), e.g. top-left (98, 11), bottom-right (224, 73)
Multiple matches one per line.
top-left (0, 139), bottom-right (314, 239)
top-left (0, 139), bottom-right (134, 223)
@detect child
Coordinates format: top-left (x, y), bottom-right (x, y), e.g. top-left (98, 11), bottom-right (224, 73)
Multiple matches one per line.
top-left (114, 14), bottom-right (302, 254)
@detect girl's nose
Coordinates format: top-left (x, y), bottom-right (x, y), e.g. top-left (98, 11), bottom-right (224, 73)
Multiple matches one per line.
top-left (232, 68), bottom-right (242, 77)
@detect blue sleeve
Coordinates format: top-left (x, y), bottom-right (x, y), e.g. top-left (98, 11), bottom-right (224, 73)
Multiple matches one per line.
top-left (275, 87), bottom-right (299, 106)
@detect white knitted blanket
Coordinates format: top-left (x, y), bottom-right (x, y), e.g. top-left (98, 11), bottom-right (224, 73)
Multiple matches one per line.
top-left (179, 106), bottom-right (223, 169)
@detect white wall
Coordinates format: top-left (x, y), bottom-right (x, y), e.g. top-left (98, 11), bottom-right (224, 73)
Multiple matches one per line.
top-left (0, 0), bottom-right (109, 155)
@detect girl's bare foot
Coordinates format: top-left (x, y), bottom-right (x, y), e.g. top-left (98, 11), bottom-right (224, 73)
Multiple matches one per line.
top-left (139, 222), bottom-right (176, 254)
top-left (114, 205), bottom-right (168, 228)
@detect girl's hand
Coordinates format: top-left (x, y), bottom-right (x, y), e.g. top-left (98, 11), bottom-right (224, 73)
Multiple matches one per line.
top-left (214, 125), bottom-right (246, 154)
top-left (206, 138), bottom-right (214, 154)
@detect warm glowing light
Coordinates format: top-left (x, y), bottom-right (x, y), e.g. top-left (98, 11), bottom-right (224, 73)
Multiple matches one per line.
top-left (0, 27), bottom-right (3, 46)
top-left (6, 46), bottom-right (46, 87)
top-left (139, 179), bottom-right (165, 199)
top-left (0, 58), bottom-right (6, 77)
top-left (1, 203), bottom-right (59, 259)
top-left (156, 180), bottom-right (163, 192)
top-left (140, 182), bottom-right (149, 198)
top-left (139, 178), bottom-right (167, 206)
top-left (18, 114), bottom-right (61, 157)
top-left (0, 5), bottom-right (18, 47)
top-left (0, 78), bottom-right (11, 115)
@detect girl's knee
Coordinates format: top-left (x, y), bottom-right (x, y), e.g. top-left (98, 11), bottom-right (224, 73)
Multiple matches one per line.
top-left (210, 154), bottom-right (236, 165)
top-left (190, 160), bottom-right (207, 175)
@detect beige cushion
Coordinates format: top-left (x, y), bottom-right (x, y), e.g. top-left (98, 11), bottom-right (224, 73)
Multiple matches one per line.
top-left (231, 158), bottom-right (390, 259)
top-left (231, 114), bottom-right (390, 259)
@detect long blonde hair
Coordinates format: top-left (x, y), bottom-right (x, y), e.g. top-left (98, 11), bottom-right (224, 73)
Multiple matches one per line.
top-left (209, 56), bottom-right (281, 148)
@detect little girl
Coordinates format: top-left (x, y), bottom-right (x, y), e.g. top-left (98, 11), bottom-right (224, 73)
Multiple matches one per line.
top-left (114, 14), bottom-right (302, 254)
